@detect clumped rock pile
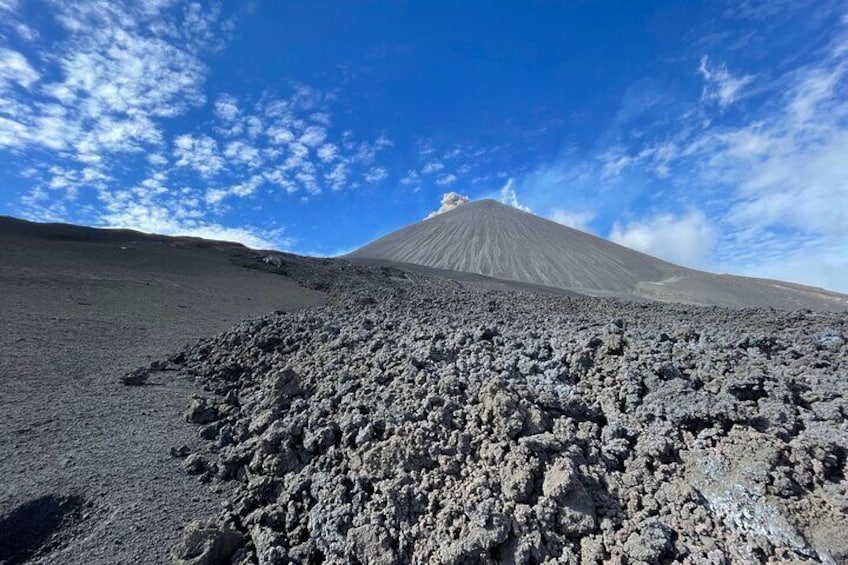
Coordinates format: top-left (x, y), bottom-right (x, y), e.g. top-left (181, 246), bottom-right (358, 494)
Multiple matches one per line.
top-left (169, 270), bottom-right (847, 564)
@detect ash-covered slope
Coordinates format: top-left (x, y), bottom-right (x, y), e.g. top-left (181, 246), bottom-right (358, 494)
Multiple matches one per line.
top-left (0, 215), bottom-right (325, 564)
top-left (348, 200), bottom-right (848, 311)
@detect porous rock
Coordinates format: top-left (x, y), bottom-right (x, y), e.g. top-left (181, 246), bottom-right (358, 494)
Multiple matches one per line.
top-left (163, 260), bottom-right (848, 563)
top-left (172, 520), bottom-right (243, 565)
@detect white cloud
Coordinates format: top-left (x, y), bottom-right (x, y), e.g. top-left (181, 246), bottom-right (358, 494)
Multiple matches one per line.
top-left (427, 191), bottom-right (469, 218)
top-left (422, 161), bottom-right (444, 174)
top-left (0, 116), bottom-right (27, 148)
top-left (3, 0), bottom-right (395, 255)
top-left (352, 140), bottom-right (378, 163)
top-left (400, 170), bottom-right (421, 185)
top-left (96, 174), bottom-right (291, 250)
top-left (264, 168), bottom-right (297, 194)
top-left (499, 178), bottom-right (531, 212)
top-left (417, 138), bottom-right (435, 156)
top-left (310, 111), bottom-right (331, 126)
top-left (50, 29), bottom-right (206, 119)
top-left (147, 152), bottom-right (168, 167)
top-left (443, 147), bottom-right (461, 159)
top-left (786, 65), bottom-right (843, 127)
top-left (231, 174), bottom-right (263, 197)
top-left (14, 21), bottom-right (39, 41)
top-left (267, 125), bottom-right (295, 144)
top-left (601, 154), bottom-right (632, 178)
top-left (0, 2), bottom-right (38, 41)
top-left (299, 124), bottom-right (327, 147)
top-left (374, 134), bottom-right (393, 150)
top-left (549, 209), bottom-right (596, 233)
top-left (296, 169), bottom-right (321, 194)
top-left (208, 91), bottom-right (394, 195)
top-left (223, 140), bottom-right (262, 168)
top-left (109, 211), bottom-right (284, 249)
top-left (174, 134), bottom-right (223, 176)
top-left (731, 241), bottom-right (848, 293)
top-left (325, 162), bottom-right (348, 191)
top-left (317, 143), bottom-right (338, 162)
top-left (436, 173), bottom-right (457, 185)
top-left (364, 166), bottom-right (388, 183)
top-left (601, 142), bottom-right (679, 179)
top-left (512, 18), bottom-right (848, 292)
top-left (281, 142), bottom-right (309, 172)
top-left (699, 55), bottom-right (754, 107)
top-left (245, 115), bottom-right (263, 138)
top-left (45, 164), bottom-right (97, 196)
top-left (0, 1), bottom-right (208, 162)
top-left (691, 35), bottom-right (848, 290)
top-left (214, 93), bottom-right (240, 121)
top-left (0, 48), bottom-right (40, 89)
top-left (724, 128), bottom-right (848, 235)
top-left (289, 82), bottom-right (326, 110)
top-left (207, 174), bottom-right (265, 204)
top-left (610, 210), bottom-right (717, 268)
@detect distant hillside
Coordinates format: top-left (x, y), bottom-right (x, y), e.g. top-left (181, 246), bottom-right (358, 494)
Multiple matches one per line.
top-left (348, 200), bottom-right (848, 311)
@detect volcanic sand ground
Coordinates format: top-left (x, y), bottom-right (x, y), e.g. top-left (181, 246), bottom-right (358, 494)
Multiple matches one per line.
top-left (1, 217), bottom-right (846, 564)
top-left (0, 220), bottom-right (324, 564)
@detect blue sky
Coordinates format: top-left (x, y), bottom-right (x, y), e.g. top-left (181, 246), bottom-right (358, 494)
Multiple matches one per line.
top-left (1, 1), bottom-right (847, 292)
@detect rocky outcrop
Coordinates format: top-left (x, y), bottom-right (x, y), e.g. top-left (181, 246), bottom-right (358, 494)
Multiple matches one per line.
top-left (166, 266), bottom-right (847, 563)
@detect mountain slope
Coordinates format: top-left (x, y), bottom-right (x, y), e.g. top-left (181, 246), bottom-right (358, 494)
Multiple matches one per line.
top-left (348, 200), bottom-right (848, 310)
